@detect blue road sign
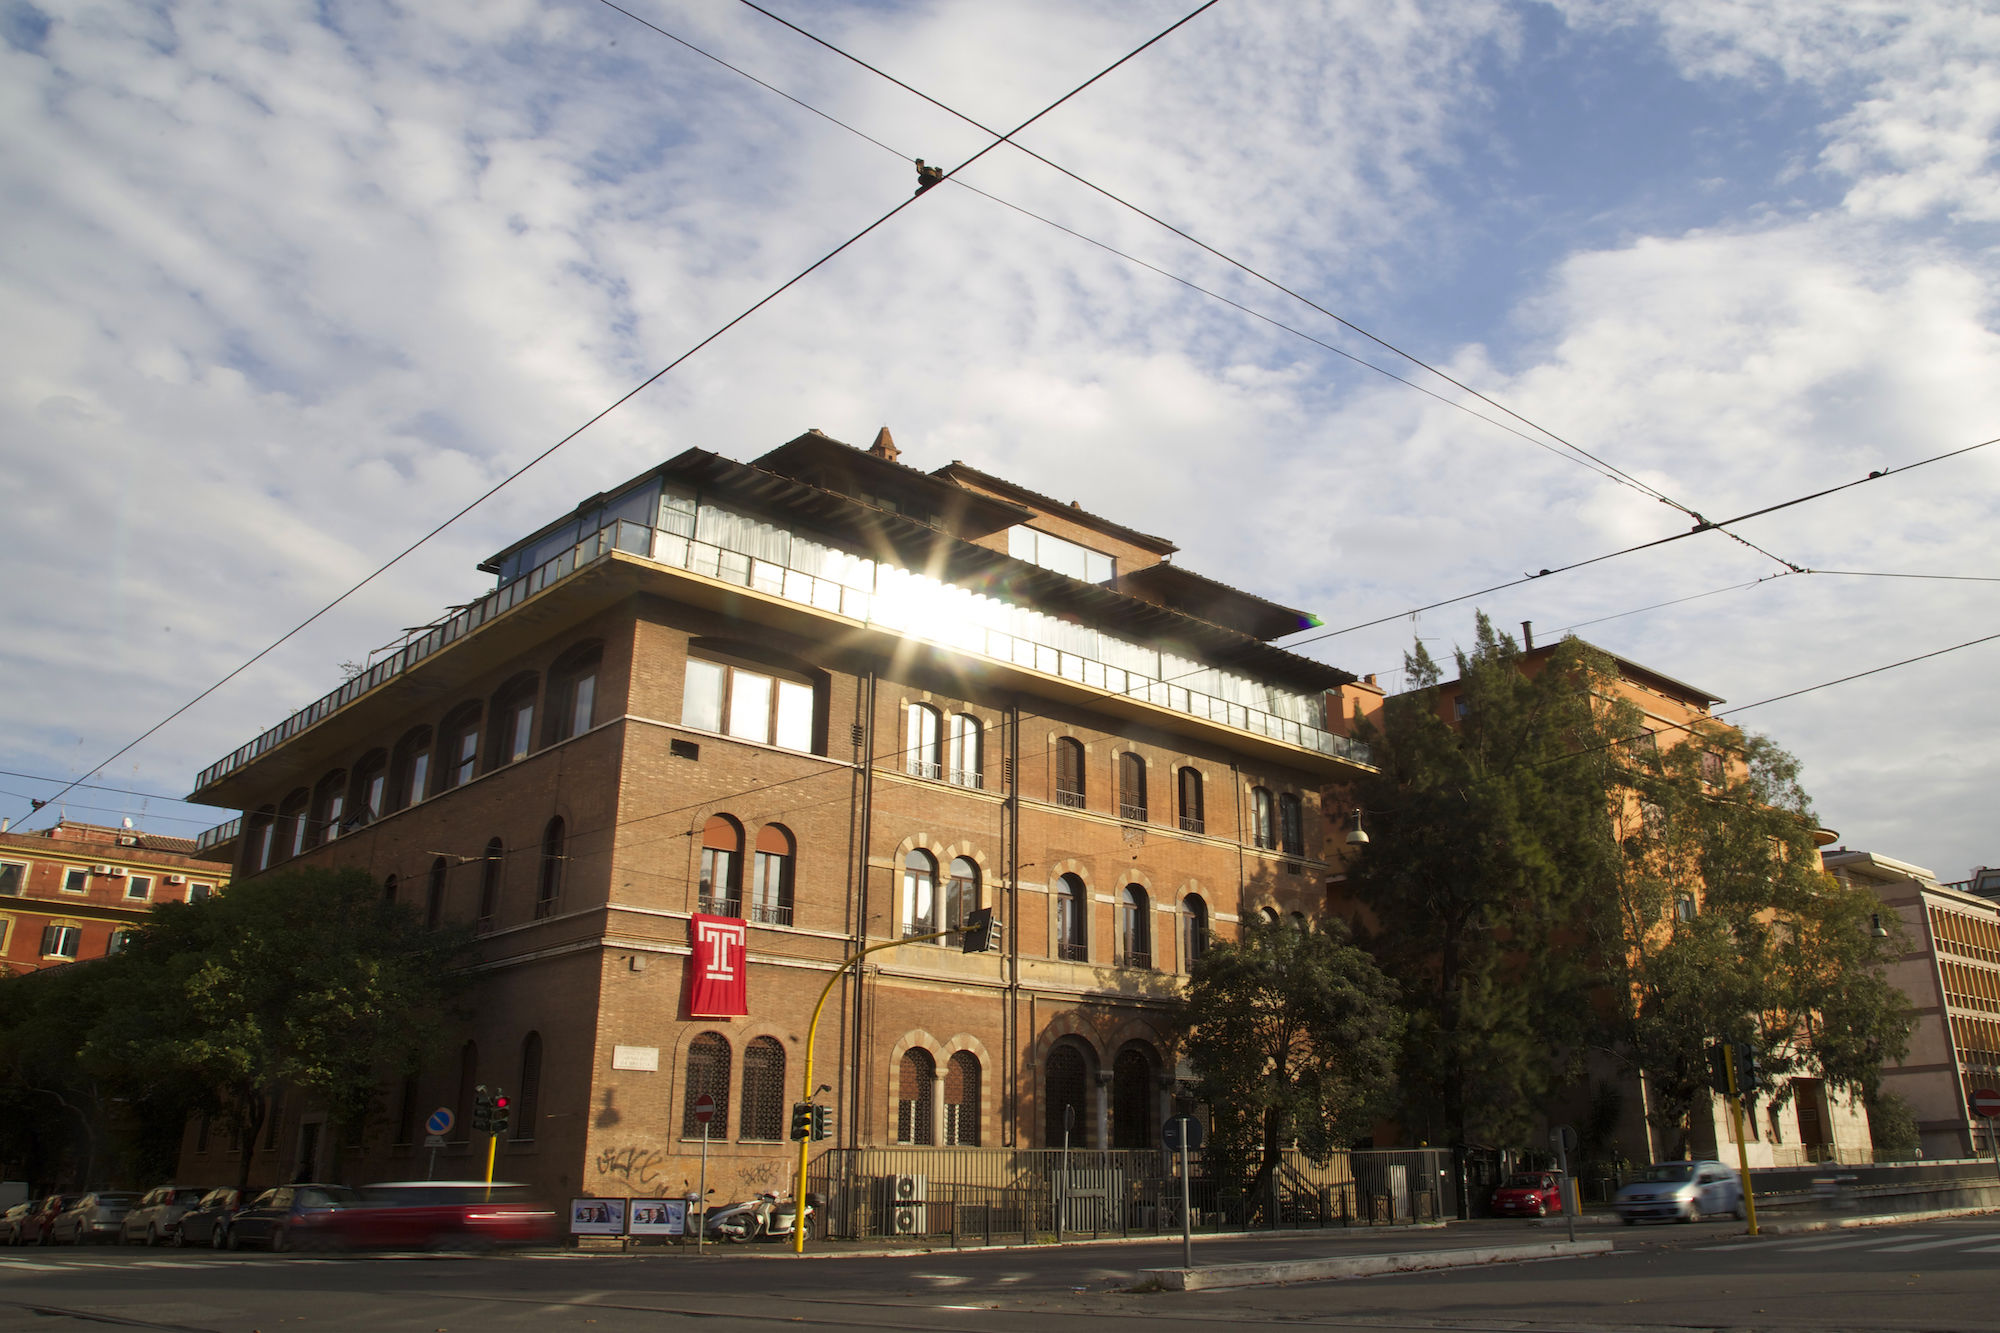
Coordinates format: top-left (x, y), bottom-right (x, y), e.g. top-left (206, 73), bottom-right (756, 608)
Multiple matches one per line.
top-left (426, 1107), bottom-right (455, 1137)
top-left (1162, 1115), bottom-right (1206, 1152)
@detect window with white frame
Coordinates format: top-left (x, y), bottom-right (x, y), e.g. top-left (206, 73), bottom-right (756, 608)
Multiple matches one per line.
top-left (41, 922), bottom-right (81, 958)
top-left (0, 916), bottom-right (9, 951)
top-left (902, 849), bottom-right (938, 937)
top-left (905, 704), bottom-right (942, 780)
top-left (106, 929), bottom-right (134, 955)
top-left (945, 857), bottom-right (978, 935)
top-left (125, 874), bottom-right (152, 902)
top-left (1006, 526), bottom-right (1115, 583)
top-left (682, 656), bottom-right (815, 753)
top-left (947, 713), bottom-right (982, 788)
top-left (188, 882), bottom-right (213, 903)
top-left (0, 861), bottom-right (25, 895)
top-left (1251, 787), bottom-right (1277, 850)
top-left (62, 867), bottom-right (89, 893)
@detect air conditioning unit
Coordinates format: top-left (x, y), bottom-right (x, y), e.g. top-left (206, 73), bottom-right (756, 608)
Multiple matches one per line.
top-left (878, 1175), bottom-right (926, 1236)
top-left (91, 864), bottom-right (112, 876)
top-left (106, 866), bottom-right (127, 877)
top-left (891, 1203), bottom-right (923, 1235)
top-left (165, 875), bottom-right (185, 885)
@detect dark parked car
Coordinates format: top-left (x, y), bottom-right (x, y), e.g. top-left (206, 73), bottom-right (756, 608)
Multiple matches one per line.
top-left (226, 1185), bottom-right (361, 1251)
top-left (51, 1192), bottom-right (141, 1244)
top-left (330, 1182), bottom-right (559, 1250)
top-left (1490, 1172), bottom-right (1565, 1217)
top-left (122, 1186), bottom-right (211, 1245)
top-left (174, 1188), bottom-right (242, 1248)
top-left (2, 1202), bottom-right (34, 1245)
top-left (18, 1194), bottom-right (81, 1246)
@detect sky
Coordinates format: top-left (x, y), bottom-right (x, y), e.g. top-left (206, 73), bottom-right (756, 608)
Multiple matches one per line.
top-left (1, 0), bottom-right (1995, 880)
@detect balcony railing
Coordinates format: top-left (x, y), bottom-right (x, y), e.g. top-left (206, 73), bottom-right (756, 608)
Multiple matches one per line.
top-left (194, 817), bottom-right (241, 851)
top-left (197, 502), bottom-right (1376, 790)
top-left (1178, 813), bottom-right (1204, 834)
top-left (698, 895), bottom-right (743, 918)
top-left (1056, 788), bottom-right (1086, 810)
top-left (1119, 947), bottom-right (1152, 969)
top-left (1118, 801), bottom-right (1148, 823)
top-left (749, 901), bottom-right (792, 927)
top-left (1057, 940), bottom-right (1089, 962)
top-left (948, 769), bottom-right (984, 789)
top-left (906, 758), bottom-right (942, 781)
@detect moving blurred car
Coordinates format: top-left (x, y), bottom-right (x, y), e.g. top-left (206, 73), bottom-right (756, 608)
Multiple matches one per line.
top-left (174, 1187), bottom-right (241, 1249)
top-left (2, 1202), bottom-right (34, 1245)
top-left (17, 1194), bottom-right (81, 1246)
top-left (225, 1185), bottom-right (361, 1251)
top-left (1490, 1172), bottom-right (1564, 1217)
top-left (50, 1192), bottom-right (141, 1244)
top-left (122, 1186), bottom-right (211, 1245)
top-left (1613, 1160), bottom-right (1745, 1224)
top-left (329, 1182), bottom-right (558, 1250)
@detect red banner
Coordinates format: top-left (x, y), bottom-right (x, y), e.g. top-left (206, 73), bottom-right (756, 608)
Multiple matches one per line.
top-left (688, 913), bottom-right (748, 1017)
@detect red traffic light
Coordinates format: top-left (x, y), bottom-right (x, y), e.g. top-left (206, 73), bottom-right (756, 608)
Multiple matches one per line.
top-left (494, 1095), bottom-right (510, 1109)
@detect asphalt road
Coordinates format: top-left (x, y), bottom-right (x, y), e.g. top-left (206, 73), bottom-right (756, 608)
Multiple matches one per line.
top-left (1, 1215), bottom-right (1993, 1331)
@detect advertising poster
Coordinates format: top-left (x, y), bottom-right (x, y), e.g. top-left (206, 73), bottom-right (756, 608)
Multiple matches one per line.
top-left (569, 1197), bottom-right (627, 1235)
top-left (627, 1199), bottom-right (687, 1236)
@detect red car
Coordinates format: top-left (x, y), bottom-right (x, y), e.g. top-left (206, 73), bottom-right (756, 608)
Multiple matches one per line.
top-left (322, 1182), bottom-right (557, 1251)
top-left (1491, 1172), bottom-right (1564, 1217)
top-left (15, 1195), bottom-right (82, 1245)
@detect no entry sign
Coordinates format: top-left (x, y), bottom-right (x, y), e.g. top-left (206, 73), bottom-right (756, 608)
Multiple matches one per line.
top-left (1972, 1088), bottom-right (2000, 1118)
top-left (693, 1093), bottom-right (717, 1125)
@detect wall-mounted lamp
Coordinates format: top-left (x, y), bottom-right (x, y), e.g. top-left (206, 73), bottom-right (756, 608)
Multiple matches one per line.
top-left (1345, 808), bottom-right (1370, 846)
top-left (1871, 913), bottom-right (1889, 939)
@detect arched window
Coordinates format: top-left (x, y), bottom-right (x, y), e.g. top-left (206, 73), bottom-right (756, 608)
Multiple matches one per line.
top-left (945, 857), bottom-right (979, 935)
top-left (751, 824), bottom-right (794, 926)
top-left (1182, 894), bottom-right (1209, 968)
top-left (1177, 767), bottom-right (1204, 833)
top-left (390, 726), bottom-right (432, 811)
top-left (514, 1033), bottom-right (542, 1142)
top-left (1258, 906), bottom-right (1280, 926)
top-left (740, 1036), bottom-right (785, 1141)
top-left (948, 714), bottom-right (982, 788)
top-left (1279, 792), bottom-right (1304, 855)
top-left (1055, 738), bottom-right (1086, 808)
top-left (350, 749), bottom-right (388, 825)
top-left (426, 856), bottom-right (448, 929)
top-left (905, 703), bottom-right (942, 780)
top-left (1118, 752), bottom-right (1148, 822)
top-left (1251, 787), bottom-right (1276, 849)
top-left (245, 805), bottom-right (276, 873)
top-left (536, 818), bottom-right (565, 919)
top-left (1290, 910), bottom-right (1308, 932)
top-left (1111, 1045), bottom-right (1156, 1149)
top-left (478, 838), bottom-right (503, 930)
top-left (902, 849), bottom-right (938, 937)
top-left (487, 673), bottom-right (539, 771)
top-left (1120, 885), bottom-right (1151, 968)
top-left (1045, 1042), bottom-right (1091, 1147)
top-left (1055, 874), bottom-right (1088, 961)
top-left (383, 873), bottom-right (398, 905)
top-left (311, 769), bottom-right (348, 846)
top-left (278, 788), bottom-right (311, 860)
top-left (453, 1041), bottom-right (478, 1146)
top-left (944, 1051), bottom-right (981, 1147)
top-left (896, 1049), bottom-right (936, 1145)
top-left (682, 1033), bottom-right (731, 1137)
top-left (700, 816), bottom-right (743, 917)
top-left (545, 641), bottom-right (602, 745)
top-left (682, 653), bottom-right (816, 753)
top-left (439, 704), bottom-right (482, 791)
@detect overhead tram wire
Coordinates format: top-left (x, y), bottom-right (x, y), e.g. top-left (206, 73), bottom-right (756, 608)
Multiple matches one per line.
top-left (591, 2), bottom-right (1641, 495)
top-left (20, 0), bottom-right (1227, 828)
top-left (731, 0), bottom-right (1805, 576)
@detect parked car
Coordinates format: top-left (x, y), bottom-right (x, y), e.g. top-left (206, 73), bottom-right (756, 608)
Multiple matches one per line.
top-left (225, 1185), bottom-right (362, 1251)
top-left (122, 1186), bottom-right (212, 1246)
top-left (50, 1192), bottom-right (141, 1244)
top-left (1613, 1160), bottom-right (1745, 1224)
top-left (329, 1182), bottom-right (558, 1250)
top-left (174, 1187), bottom-right (242, 1249)
top-left (2, 1202), bottom-right (34, 1245)
top-left (19, 1194), bottom-right (81, 1245)
top-left (1490, 1172), bottom-right (1564, 1217)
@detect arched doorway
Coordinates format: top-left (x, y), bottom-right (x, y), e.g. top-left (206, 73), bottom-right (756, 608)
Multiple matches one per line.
top-left (1111, 1043), bottom-right (1157, 1149)
top-left (1044, 1041), bottom-right (1093, 1148)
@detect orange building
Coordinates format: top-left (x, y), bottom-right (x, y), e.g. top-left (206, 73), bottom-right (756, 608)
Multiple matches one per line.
top-left (0, 819), bottom-right (230, 976)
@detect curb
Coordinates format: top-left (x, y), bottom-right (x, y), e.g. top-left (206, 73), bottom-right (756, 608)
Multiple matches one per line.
top-left (595, 1220), bottom-right (1453, 1261)
top-left (1139, 1239), bottom-right (1613, 1291)
top-left (1747, 1204), bottom-right (2000, 1237)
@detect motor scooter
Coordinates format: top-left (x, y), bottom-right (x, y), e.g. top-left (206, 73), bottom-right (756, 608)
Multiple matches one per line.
top-left (704, 1192), bottom-right (819, 1242)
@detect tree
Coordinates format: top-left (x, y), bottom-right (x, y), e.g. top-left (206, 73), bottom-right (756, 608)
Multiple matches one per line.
top-left (1604, 723), bottom-right (1912, 1154)
top-left (85, 866), bottom-right (471, 1191)
top-left (1342, 617), bottom-right (1629, 1148)
top-left (1174, 912), bottom-right (1401, 1202)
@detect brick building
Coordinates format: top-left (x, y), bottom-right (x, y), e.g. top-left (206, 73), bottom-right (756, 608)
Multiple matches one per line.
top-left (181, 428), bottom-right (1377, 1198)
top-left (0, 819), bottom-right (230, 975)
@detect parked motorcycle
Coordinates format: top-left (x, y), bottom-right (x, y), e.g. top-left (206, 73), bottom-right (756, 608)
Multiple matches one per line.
top-left (704, 1191), bottom-right (818, 1242)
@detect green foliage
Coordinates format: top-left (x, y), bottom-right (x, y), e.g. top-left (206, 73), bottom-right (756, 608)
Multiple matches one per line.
top-left (0, 866), bottom-right (469, 1189)
top-left (1174, 912), bottom-right (1401, 1187)
top-left (1865, 1089), bottom-right (1920, 1159)
top-left (1344, 616), bottom-right (1630, 1147)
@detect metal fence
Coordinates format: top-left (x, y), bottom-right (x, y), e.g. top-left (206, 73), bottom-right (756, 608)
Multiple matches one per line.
top-left (806, 1146), bottom-right (1454, 1244)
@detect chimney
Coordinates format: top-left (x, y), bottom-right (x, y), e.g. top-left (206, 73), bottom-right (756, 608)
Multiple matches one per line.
top-left (1521, 621), bottom-right (1535, 651)
top-left (868, 427), bottom-right (899, 463)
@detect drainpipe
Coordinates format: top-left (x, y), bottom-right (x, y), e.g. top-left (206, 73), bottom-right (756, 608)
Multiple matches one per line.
top-left (850, 670), bottom-right (878, 1150)
top-left (1006, 698), bottom-right (1023, 1147)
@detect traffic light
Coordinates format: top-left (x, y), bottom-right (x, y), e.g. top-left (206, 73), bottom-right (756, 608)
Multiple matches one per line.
top-left (491, 1088), bottom-right (511, 1137)
top-left (810, 1104), bottom-right (832, 1141)
top-left (960, 906), bottom-right (1002, 954)
top-left (472, 1084), bottom-right (493, 1134)
top-left (790, 1102), bottom-right (812, 1142)
top-left (1733, 1043), bottom-right (1761, 1094)
top-left (1705, 1044), bottom-right (1731, 1096)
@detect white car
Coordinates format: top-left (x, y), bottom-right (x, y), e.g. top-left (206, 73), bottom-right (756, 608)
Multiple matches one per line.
top-left (1613, 1160), bottom-right (1745, 1224)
